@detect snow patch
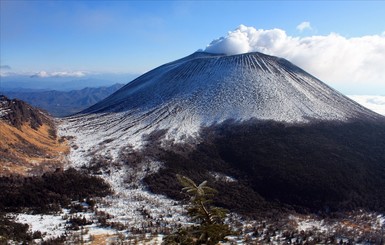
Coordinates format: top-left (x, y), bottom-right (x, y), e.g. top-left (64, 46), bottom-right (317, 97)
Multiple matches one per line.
top-left (210, 172), bottom-right (237, 183)
top-left (16, 213), bottom-right (68, 239)
top-left (93, 162), bottom-right (188, 230)
top-left (290, 215), bottom-right (329, 233)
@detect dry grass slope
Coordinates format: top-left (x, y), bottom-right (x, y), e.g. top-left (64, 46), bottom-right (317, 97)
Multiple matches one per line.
top-left (0, 117), bottom-right (69, 175)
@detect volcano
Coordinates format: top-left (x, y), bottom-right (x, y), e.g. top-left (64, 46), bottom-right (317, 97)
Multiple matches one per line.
top-left (84, 52), bottom-right (380, 119)
top-left (62, 52), bottom-right (385, 214)
top-left (66, 52), bottom-right (381, 150)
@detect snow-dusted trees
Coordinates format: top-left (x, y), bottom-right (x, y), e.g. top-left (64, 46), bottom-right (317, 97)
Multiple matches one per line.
top-left (163, 174), bottom-right (231, 245)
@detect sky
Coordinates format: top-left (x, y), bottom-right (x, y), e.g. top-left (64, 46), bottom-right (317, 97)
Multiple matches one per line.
top-left (1, 1), bottom-right (385, 96)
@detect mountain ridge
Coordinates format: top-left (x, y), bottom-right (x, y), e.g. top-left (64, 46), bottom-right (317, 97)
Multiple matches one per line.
top-left (82, 51), bottom-right (381, 121)
top-left (63, 52), bottom-right (383, 165)
top-left (2, 83), bottom-right (124, 117)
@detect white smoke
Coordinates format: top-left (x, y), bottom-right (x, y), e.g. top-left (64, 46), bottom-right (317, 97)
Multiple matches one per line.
top-left (204, 25), bottom-right (385, 93)
top-left (205, 25), bottom-right (288, 55)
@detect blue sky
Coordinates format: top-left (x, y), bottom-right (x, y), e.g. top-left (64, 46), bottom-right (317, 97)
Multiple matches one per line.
top-left (1, 1), bottom-right (385, 94)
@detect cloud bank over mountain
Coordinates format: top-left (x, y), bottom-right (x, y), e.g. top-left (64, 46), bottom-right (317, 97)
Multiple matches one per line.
top-left (205, 25), bottom-right (385, 94)
top-left (348, 95), bottom-right (385, 116)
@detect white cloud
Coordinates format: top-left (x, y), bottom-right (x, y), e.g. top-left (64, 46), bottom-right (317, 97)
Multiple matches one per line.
top-left (348, 95), bottom-right (385, 116)
top-left (204, 25), bottom-right (385, 94)
top-left (0, 71), bottom-right (9, 77)
top-left (297, 21), bottom-right (312, 32)
top-left (0, 65), bottom-right (11, 70)
top-left (30, 71), bottom-right (87, 78)
top-left (0, 65), bottom-right (12, 76)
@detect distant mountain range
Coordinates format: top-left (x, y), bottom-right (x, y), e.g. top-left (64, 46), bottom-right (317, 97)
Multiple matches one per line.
top-left (0, 73), bottom-right (138, 91)
top-left (1, 83), bottom-right (124, 117)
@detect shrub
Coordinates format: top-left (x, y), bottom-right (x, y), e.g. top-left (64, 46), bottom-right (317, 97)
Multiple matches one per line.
top-left (163, 175), bottom-right (232, 244)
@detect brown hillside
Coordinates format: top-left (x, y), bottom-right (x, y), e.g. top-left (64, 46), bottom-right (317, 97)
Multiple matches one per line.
top-left (0, 95), bottom-right (69, 175)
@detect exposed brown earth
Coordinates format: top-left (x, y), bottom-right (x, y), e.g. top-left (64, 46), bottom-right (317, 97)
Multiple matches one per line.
top-left (0, 95), bottom-right (69, 176)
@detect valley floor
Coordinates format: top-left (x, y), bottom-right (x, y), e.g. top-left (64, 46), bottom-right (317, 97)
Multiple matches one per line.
top-left (3, 121), bottom-right (385, 244)
top-left (7, 153), bottom-right (385, 244)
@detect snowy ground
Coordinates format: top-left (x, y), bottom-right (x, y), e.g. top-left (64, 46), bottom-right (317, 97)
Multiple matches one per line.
top-left (10, 114), bottom-right (385, 243)
top-left (14, 145), bottom-right (385, 244)
top-left (13, 143), bottom-right (188, 243)
top-left (13, 188), bottom-right (385, 244)
top-left (86, 159), bottom-right (188, 231)
top-left (16, 212), bottom-right (69, 240)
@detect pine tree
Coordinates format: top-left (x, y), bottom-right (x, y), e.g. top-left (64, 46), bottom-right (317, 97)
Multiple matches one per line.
top-left (163, 175), bottom-right (232, 245)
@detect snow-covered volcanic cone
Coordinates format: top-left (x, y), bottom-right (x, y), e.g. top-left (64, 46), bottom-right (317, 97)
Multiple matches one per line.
top-left (61, 50), bottom-right (385, 217)
top-left (62, 52), bottom-right (382, 163)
